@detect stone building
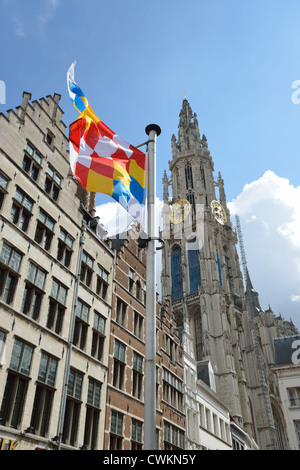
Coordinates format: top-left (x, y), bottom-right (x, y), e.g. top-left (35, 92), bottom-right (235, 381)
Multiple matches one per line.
top-left (272, 335), bottom-right (300, 450)
top-left (0, 92), bottom-right (114, 450)
top-left (180, 318), bottom-right (233, 450)
top-left (161, 98), bottom-right (299, 450)
top-left (104, 229), bottom-right (185, 450)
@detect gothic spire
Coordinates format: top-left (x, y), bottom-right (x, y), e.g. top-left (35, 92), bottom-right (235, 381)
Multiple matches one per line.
top-left (176, 99), bottom-right (201, 154)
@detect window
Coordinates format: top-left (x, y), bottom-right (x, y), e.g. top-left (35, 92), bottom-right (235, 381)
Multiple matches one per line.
top-left (0, 339), bottom-right (34, 428)
top-left (74, 299), bottom-right (90, 351)
top-left (129, 269), bottom-right (134, 293)
top-left (57, 228), bottom-right (73, 268)
top-left (62, 369), bottom-right (83, 446)
top-left (131, 419), bottom-right (143, 450)
top-left (84, 378), bottom-right (102, 450)
top-left (171, 246), bottom-right (183, 301)
top-left (200, 164), bottom-right (206, 189)
top-left (0, 173), bottom-right (9, 210)
top-left (188, 249), bottom-right (201, 293)
top-left (136, 280), bottom-right (141, 301)
top-left (44, 164), bottom-right (61, 201)
top-left (132, 352), bottom-right (143, 400)
top-left (217, 253), bottom-right (222, 286)
top-left (232, 436), bottom-right (245, 450)
top-left (91, 312), bottom-right (106, 361)
top-left (187, 191), bottom-right (196, 215)
top-left (225, 255), bottom-right (234, 292)
top-left (96, 265), bottom-right (109, 300)
top-left (21, 262), bottom-right (46, 320)
top-left (113, 340), bottom-right (126, 390)
top-left (213, 413), bottom-right (218, 436)
top-left (288, 387), bottom-right (300, 408)
top-left (110, 411), bottom-right (123, 450)
top-left (166, 335), bottom-right (178, 363)
top-left (0, 242), bottom-right (22, 305)
top-left (0, 330), bottom-right (6, 365)
top-left (10, 187), bottom-right (33, 233)
top-left (205, 408), bottom-right (211, 432)
top-left (294, 421), bottom-right (300, 449)
top-left (46, 279), bottom-right (67, 334)
top-left (134, 311), bottom-right (144, 340)
top-left (164, 422), bottom-right (185, 450)
top-left (23, 143), bottom-right (42, 181)
top-left (185, 163), bottom-right (193, 190)
top-left (162, 368), bottom-right (183, 412)
top-left (115, 297), bottom-right (127, 327)
top-left (80, 251), bottom-right (94, 287)
top-left (34, 209), bottom-right (55, 251)
top-left (45, 131), bottom-right (54, 147)
top-left (30, 353), bottom-right (58, 436)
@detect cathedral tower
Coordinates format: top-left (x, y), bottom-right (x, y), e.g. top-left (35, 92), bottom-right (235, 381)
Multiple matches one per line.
top-left (161, 98), bottom-right (250, 429)
top-left (161, 99), bottom-right (298, 450)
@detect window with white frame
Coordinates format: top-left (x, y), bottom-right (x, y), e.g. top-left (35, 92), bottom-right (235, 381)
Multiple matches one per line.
top-left (21, 262), bottom-right (46, 320)
top-left (10, 187), bottom-right (34, 233)
top-left (0, 242), bottom-right (23, 305)
top-left (113, 340), bottom-right (126, 390)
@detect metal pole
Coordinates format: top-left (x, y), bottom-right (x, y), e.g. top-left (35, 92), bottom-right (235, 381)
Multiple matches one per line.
top-left (57, 225), bottom-right (86, 450)
top-left (144, 124), bottom-right (161, 450)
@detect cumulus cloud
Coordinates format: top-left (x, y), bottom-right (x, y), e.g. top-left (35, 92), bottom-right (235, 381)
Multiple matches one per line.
top-left (95, 198), bottom-right (164, 294)
top-left (228, 170), bottom-right (300, 331)
top-left (38, 0), bottom-right (60, 28)
top-left (95, 197), bottom-right (164, 238)
top-left (4, 0), bottom-right (60, 36)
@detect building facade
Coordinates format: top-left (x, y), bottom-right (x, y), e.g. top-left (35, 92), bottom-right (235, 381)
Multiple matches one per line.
top-left (0, 92), bottom-right (114, 450)
top-left (161, 98), bottom-right (299, 450)
top-left (104, 230), bottom-right (185, 450)
top-left (180, 318), bottom-right (233, 450)
top-left (272, 335), bottom-right (300, 450)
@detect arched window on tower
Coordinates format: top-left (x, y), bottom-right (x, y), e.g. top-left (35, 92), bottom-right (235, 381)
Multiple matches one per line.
top-left (200, 164), bottom-right (206, 190)
top-left (187, 191), bottom-right (196, 215)
top-left (271, 404), bottom-right (286, 450)
top-left (171, 246), bottom-right (183, 301)
top-left (185, 163), bottom-right (193, 190)
top-left (188, 249), bottom-right (201, 293)
top-left (217, 253), bottom-right (222, 286)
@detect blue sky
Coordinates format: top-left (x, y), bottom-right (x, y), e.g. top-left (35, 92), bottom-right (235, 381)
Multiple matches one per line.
top-left (1, 0), bottom-right (300, 330)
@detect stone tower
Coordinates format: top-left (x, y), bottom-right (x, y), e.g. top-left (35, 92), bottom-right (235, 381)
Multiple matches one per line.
top-left (161, 99), bottom-right (297, 450)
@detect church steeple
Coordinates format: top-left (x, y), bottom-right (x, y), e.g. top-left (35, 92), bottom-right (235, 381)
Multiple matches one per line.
top-left (172, 99), bottom-right (202, 157)
top-left (161, 98), bottom-right (253, 429)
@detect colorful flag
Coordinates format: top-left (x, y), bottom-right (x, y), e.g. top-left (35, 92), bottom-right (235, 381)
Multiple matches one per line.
top-left (67, 62), bottom-right (146, 224)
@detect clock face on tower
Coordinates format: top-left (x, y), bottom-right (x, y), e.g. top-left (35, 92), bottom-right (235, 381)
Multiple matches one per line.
top-left (210, 200), bottom-right (227, 225)
top-left (170, 199), bottom-right (191, 224)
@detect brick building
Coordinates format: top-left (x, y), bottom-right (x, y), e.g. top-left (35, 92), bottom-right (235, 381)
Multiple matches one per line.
top-left (105, 229), bottom-right (185, 450)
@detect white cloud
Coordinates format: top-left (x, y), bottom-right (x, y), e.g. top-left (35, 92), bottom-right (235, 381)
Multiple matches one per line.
top-left (4, 0), bottom-right (60, 36)
top-left (38, 0), bottom-right (60, 28)
top-left (95, 198), bottom-right (164, 295)
top-left (228, 170), bottom-right (300, 331)
top-left (12, 16), bottom-right (25, 37)
top-left (95, 197), bottom-right (164, 238)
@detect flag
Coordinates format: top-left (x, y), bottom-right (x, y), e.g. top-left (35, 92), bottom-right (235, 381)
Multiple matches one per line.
top-left (67, 62), bottom-right (147, 224)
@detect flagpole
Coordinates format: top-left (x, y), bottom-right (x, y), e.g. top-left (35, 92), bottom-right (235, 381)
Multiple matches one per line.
top-left (144, 124), bottom-right (161, 450)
